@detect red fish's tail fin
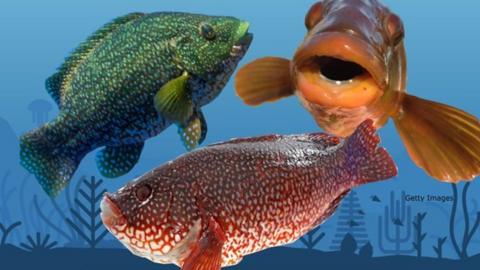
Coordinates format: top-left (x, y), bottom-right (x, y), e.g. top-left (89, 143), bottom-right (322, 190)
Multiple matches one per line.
top-left (393, 94), bottom-right (480, 183)
top-left (344, 119), bottom-right (398, 186)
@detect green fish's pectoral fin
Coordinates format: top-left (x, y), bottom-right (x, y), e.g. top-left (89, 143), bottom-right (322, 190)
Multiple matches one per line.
top-left (96, 142), bottom-right (144, 178)
top-left (154, 72), bottom-right (194, 124)
top-left (46, 12), bottom-right (145, 107)
top-left (178, 110), bottom-right (208, 151)
top-left (181, 217), bottom-right (225, 270)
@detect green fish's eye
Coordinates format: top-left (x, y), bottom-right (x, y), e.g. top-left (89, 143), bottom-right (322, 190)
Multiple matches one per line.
top-left (200, 23), bottom-right (216, 41)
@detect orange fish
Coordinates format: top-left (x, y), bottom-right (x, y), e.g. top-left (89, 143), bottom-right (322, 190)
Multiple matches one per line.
top-left (235, 0), bottom-right (480, 183)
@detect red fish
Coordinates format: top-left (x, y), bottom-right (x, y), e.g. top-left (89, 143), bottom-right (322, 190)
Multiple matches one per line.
top-left (235, 0), bottom-right (480, 183)
top-left (101, 120), bottom-right (397, 270)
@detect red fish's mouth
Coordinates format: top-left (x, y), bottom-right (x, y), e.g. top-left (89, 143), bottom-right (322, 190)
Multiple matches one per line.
top-left (101, 193), bottom-right (127, 229)
top-left (293, 32), bottom-right (388, 109)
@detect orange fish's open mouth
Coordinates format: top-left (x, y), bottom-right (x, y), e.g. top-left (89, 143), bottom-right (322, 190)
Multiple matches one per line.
top-left (293, 32), bottom-right (388, 109)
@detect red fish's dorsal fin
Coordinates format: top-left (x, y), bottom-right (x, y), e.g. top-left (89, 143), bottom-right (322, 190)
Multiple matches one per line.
top-left (393, 94), bottom-right (480, 182)
top-left (235, 57), bottom-right (294, 106)
top-left (181, 217), bottom-right (225, 270)
top-left (344, 119), bottom-right (398, 185)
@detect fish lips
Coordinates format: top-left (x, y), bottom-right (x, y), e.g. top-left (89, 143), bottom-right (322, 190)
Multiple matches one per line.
top-left (100, 193), bottom-right (127, 229)
top-left (293, 31), bottom-right (388, 91)
top-left (231, 32), bottom-right (253, 58)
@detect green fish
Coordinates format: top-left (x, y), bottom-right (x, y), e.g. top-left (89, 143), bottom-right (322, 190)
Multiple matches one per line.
top-left (20, 12), bottom-right (253, 197)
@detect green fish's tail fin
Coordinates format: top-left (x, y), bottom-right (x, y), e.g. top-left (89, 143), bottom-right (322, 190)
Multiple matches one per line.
top-left (344, 119), bottom-right (398, 186)
top-left (20, 121), bottom-right (84, 198)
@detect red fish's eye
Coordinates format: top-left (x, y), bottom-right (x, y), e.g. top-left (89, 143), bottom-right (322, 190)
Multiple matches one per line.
top-left (135, 184), bottom-right (152, 202)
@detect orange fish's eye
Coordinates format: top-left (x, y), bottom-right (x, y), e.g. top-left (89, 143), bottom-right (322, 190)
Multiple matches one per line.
top-left (305, 1), bottom-right (325, 30)
top-left (385, 13), bottom-right (404, 45)
top-left (135, 184), bottom-right (152, 202)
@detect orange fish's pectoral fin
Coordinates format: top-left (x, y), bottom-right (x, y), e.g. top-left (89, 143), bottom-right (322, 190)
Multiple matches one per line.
top-left (181, 217), bottom-right (226, 270)
top-left (393, 94), bottom-right (480, 183)
top-left (235, 57), bottom-right (294, 106)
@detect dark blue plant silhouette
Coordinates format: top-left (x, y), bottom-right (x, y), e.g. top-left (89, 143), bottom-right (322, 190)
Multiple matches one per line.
top-left (433, 236), bottom-right (447, 259)
top-left (449, 183), bottom-right (480, 259)
top-left (0, 171), bottom-right (16, 225)
top-left (20, 232), bottom-right (58, 252)
top-left (359, 241), bottom-right (373, 257)
top-left (378, 190), bottom-right (414, 255)
top-left (299, 226), bottom-right (325, 249)
top-left (0, 221), bottom-right (21, 246)
top-left (412, 212), bottom-right (427, 257)
top-left (340, 233), bottom-right (357, 254)
top-left (33, 176), bottom-right (87, 245)
top-left (65, 176), bottom-right (108, 248)
top-left (330, 191), bottom-right (369, 250)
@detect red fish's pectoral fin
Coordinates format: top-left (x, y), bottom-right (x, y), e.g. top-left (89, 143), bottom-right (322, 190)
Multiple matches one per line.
top-left (182, 217), bottom-right (226, 270)
top-left (235, 57), bottom-right (294, 106)
top-left (393, 94), bottom-right (480, 183)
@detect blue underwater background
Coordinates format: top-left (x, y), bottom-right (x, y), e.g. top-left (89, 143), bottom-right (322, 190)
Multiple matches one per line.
top-left (0, 0), bottom-right (479, 269)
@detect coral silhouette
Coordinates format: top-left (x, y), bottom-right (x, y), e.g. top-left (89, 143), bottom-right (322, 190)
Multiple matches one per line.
top-left (433, 237), bottom-right (448, 259)
top-left (0, 221), bottom-right (21, 246)
top-left (299, 226), bottom-right (325, 249)
top-left (412, 212), bottom-right (427, 257)
top-left (378, 191), bottom-right (414, 255)
top-left (20, 232), bottom-right (58, 252)
top-left (330, 191), bottom-right (369, 250)
top-left (65, 176), bottom-right (108, 248)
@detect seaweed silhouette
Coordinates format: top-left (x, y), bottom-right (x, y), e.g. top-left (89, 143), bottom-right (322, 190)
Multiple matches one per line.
top-left (433, 236), bottom-right (448, 259)
top-left (33, 176), bottom-right (89, 245)
top-left (20, 232), bottom-right (58, 252)
top-left (330, 191), bottom-right (369, 250)
top-left (449, 183), bottom-right (480, 259)
top-left (0, 221), bottom-right (21, 246)
top-left (378, 190), bottom-right (414, 255)
top-left (0, 171), bottom-right (17, 226)
top-left (65, 176), bottom-right (108, 248)
top-left (299, 226), bottom-right (325, 249)
top-left (412, 212), bottom-right (427, 257)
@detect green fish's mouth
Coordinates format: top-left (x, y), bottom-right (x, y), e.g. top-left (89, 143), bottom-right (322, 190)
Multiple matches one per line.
top-left (230, 21), bottom-right (253, 57)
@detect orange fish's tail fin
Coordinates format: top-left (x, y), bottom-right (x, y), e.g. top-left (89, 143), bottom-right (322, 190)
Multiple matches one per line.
top-left (235, 57), bottom-right (295, 106)
top-left (393, 94), bottom-right (480, 183)
top-left (345, 119), bottom-right (398, 186)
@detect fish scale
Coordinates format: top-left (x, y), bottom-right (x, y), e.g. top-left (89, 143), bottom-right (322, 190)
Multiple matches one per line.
top-left (102, 120), bottom-right (397, 269)
top-left (20, 12), bottom-right (252, 197)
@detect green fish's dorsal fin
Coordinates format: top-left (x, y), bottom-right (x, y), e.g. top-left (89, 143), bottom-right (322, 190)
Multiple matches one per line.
top-left (45, 72), bottom-right (64, 105)
top-left (46, 12), bottom-right (145, 107)
top-left (178, 110), bottom-right (208, 151)
top-left (154, 72), bottom-right (194, 123)
top-left (95, 142), bottom-right (144, 178)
